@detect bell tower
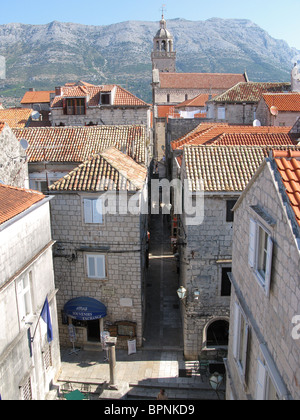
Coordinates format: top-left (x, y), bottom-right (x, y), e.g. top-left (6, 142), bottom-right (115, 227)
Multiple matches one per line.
top-left (151, 12), bottom-right (176, 73)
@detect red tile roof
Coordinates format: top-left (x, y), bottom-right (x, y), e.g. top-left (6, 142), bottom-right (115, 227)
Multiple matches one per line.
top-left (0, 184), bottom-right (45, 225)
top-left (13, 125), bottom-right (146, 165)
top-left (49, 147), bottom-right (147, 192)
top-left (273, 150), bottom-right (300, 226)
top-left (175, 93), bottom-right (216, 108)
top-left (0, 108), bottom-right (33, 128)
top-left (0, 122), bottom-right (5, 133)
top-left (159, 73), bottom-right (247, 90)
top-left (262, 93), bottom-right (300, 112)
top-left (51, 83), bottom-right (148, 108)
top-left (171, 123), bottom-right (296, 150)
top-left (21, 90), bottom-right (55, 104)
top-left (211, 82), bottom-right (291, 103)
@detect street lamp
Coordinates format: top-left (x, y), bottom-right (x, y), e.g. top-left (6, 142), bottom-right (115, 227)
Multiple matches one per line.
top-left (209, 372), bottom-right (224, 400)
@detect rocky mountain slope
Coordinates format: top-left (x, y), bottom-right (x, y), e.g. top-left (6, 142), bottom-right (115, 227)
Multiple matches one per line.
top-left (0, 18), bottom-right (298, 103)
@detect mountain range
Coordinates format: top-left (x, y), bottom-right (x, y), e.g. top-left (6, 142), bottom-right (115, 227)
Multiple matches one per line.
top-left (0, 18), bottom-right (299, 103)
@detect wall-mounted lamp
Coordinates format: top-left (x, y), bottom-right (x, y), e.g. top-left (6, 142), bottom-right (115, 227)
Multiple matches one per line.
top-left (177, 286), bottom-right (187, 301)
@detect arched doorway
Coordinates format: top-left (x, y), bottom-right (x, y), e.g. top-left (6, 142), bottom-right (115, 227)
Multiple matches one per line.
top-left (206, 319), bottom-right (229, 347)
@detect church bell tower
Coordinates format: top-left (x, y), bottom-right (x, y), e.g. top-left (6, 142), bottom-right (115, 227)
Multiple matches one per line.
top-left (151, 13), bottom-right (176, 73)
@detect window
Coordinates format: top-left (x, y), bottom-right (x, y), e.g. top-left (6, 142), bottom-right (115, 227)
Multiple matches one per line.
top-left (221, 267), bottom-right (232, 296)
top-left (43, 344), bottom-right (53, 371)
top-left (256, 360), bottom-right (279, 400)
top-left (100, 93), bottom-right (111, 105)
top-left (84, 198), bottom-right (103, 224)
top-left (167, 94), bottom-right (170, 103)
top-left (31, 180), bottom-right (48, 193)
top-left (20, 376), bottom-right (33, 401)
top-left (233, 303), bottom-right (249, 379)
top-left (17, 273), bottom-right (32, 321)
top-left (86, 254), bottom-right (106, 279)
top-left (248, 219), bottom-right (273, 296)
top-left (218, 107), bottom-right (226, 120)
top-left (226, 200), bottom-right (237, 222)
top-left (65, 98), bottom-right (86, 115)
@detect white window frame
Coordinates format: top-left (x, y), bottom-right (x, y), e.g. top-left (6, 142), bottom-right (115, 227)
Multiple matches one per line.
top-left (17, 272), bottom-right (32, 322)
top-left (86, 254), bottom-right (106, 280)
top-left (217, 107), bottom-right (226, 120)
top-left (233, 302), bottom-right (249, 380)
top-left (83, 198), bottom-right (103, 224)
top-left (248, 219), bottom-right (273, 297)
top-left (256, 359), bottom-right (280, 400)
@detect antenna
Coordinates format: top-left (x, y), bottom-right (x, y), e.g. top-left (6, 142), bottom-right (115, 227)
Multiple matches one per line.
top-left (20, 138), bottom-right (29, 150)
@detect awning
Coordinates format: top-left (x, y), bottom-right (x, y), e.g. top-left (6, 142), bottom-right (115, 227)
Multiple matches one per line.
top-left (64, 297), bottom-right (107, 321)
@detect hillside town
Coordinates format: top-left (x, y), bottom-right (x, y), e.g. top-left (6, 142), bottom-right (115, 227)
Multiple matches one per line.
top-left (0, 14), bottom-right (300, 401)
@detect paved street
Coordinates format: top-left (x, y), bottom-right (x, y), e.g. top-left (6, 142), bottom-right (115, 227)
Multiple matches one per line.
top-left (56, 212), bottom-right (225, 400)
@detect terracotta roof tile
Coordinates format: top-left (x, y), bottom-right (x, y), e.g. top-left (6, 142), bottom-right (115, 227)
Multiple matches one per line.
top-left (183, 145), bottom-right (300, 193)
top-left (175, 93), bottom-right (217, 108)
top-left (49, 147), bottom-right (147, 192)
top-left (211, 82), bottom-right (291, 103)
top-left (274, 150), bottom-right (300, 226)
top-left (171, 123), bottom-right (295, 150)
top-left (159, 72), bottom-right (247, 90)
top-left (13, 125), bottom-right (146, 165)
top-left (21, 90), bottom-right (55, 104)
top-left (263, 93), bottom-right (300, 112)
top-left (51, 83), bottom-right (148, 108)
top-left (183, 146), bottom-right (266, 192)
top-left (0, 108), bottom-right (33, 128)
top-left (0, 184), bottom-right (45, 225)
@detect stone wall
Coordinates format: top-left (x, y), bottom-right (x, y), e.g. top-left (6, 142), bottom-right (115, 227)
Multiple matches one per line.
top-left (0, 200), bottom-right (61, 400)
top-left (227, 162), bottom-right (300, 400)
top-left (50, 191), bottom-right (147, 349)
top-left (50, 107), bottom-right (151, 130)
top-left (180, 194), bottom-right (238, 359)
top-left (0, 124), bottom-right (28, 188)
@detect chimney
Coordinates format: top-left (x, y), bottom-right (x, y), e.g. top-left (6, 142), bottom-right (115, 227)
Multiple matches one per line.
top-left (55, 87), bottom-right (62, 96)
top-left (29, 88), bottom-right (35, 92)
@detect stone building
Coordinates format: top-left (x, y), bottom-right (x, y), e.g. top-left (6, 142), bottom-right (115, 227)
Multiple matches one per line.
top-left (0, 184), bottom-right (61, 400)
top-left (49, 147), bottom-right (148, 350)
top-left (206, 82), bottom-right (291, 125)
top-left (13, 124), bottom-right (147, 193)
top-left (256, 92), bottom-right (300, 127)
top-left (50, 81), bottom-right (151, 135)
top-left (0, 122), bottom-right (29, 188)
top-left (151, 13), bottom-right (176, 73)
top-left (150, 15), bottom-right (247, 164)
top-left (178, 145), bottom-right (271, 360)
top-left (226, 149), bottom-right (300, 400)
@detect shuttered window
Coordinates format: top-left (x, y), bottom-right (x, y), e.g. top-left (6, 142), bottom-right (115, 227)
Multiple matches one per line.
top-left (84, 198), bottom-right (103, 224)
top-left (248, 219), bottom-right (273, 297)
top-left (87, 254), bottom-right (106, 279)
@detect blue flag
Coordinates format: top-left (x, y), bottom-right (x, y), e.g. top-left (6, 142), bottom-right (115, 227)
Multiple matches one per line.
top-left (41, 297), bottom-right (53, 343)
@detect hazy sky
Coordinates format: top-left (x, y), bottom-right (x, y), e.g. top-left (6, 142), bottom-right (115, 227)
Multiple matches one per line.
top-left (0, 0), bottom-right (299, 50)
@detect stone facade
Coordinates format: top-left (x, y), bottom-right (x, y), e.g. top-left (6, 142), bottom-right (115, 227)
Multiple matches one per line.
top-left (0, 198), bottom-right (61, 400)
top-left (179, 195), bottom-right (237, 360)
top-left (0, 124), bottom-right (29, 188)
top-left (207, 102), bottom-right (257, 125)
top-left (50, 106), bottom-right (151, 132)
top-left (226, 161), bottom-right (300, 400)
top-left (256, 98), bottom-right (300, 127)
top-left (50, 190), bottom-right (148, 350)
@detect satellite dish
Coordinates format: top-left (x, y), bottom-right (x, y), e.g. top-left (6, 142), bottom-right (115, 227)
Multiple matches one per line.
top-left (253, 119), bottom-right (261, 127)
top-left (270, 106), bottom-right (279, 116)
top-left (31, 110), bottom-right (40, 120)
top-left (20, 138), bottom-right (29, 151)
